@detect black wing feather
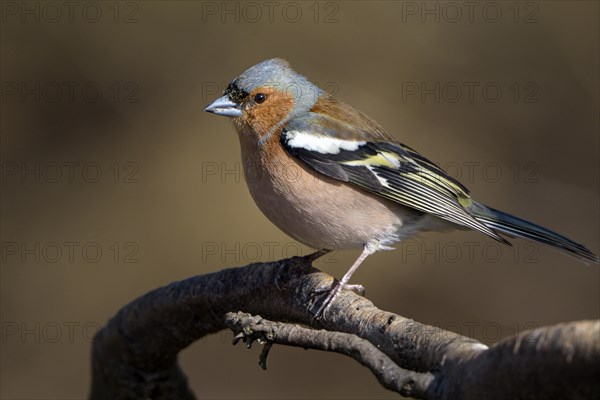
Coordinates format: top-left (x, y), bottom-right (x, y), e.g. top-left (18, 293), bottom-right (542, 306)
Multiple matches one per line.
top-left (281, 129), bottom-right (509, 244)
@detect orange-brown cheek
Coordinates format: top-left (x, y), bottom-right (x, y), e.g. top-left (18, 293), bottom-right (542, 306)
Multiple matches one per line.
top-left (242, 92), bottom-right (294, 138)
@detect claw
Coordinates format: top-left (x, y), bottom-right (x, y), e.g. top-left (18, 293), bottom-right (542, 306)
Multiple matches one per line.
top-left (345, 283), bottom-right (365, 296)
top-left (311, 282), bottom-right (366, 320)
top-left (311, 282), bottom-right (345, 320)
top-left (313, 282), bottom-right (365, 296)
top-left (313, 283), bottom-right (335, 294)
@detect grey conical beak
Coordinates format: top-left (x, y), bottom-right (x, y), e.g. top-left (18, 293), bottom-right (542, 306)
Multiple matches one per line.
top-left (204, 95), bottom-right (242, 118)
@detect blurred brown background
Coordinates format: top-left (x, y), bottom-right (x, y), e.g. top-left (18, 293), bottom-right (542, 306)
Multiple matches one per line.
top-left (1, 1), bottom-right (598, 399)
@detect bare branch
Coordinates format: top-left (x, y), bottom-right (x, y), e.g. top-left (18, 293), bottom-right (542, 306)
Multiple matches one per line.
top-left (90, 253), bottom-right (600, 400)
top-left (225, 311), bottom-right (433, 398)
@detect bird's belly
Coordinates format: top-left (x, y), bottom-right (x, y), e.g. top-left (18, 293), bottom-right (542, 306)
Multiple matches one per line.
top-left (243, 155), bottom-right (420, 250)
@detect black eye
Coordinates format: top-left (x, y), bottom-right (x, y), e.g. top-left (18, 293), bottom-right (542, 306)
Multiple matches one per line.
top-left (254, 93), bottom-right (267, 103)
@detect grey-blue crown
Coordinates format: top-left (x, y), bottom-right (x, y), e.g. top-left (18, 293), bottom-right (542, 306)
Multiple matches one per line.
top-left (230, 58), bottom-right (322, 114)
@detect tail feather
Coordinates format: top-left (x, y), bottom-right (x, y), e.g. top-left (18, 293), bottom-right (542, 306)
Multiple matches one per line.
top-left (469, 202), bottom-right (599, 264)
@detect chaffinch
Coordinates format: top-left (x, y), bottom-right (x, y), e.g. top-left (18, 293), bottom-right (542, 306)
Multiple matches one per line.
top-left (205, 58), bottom-right (599, 317)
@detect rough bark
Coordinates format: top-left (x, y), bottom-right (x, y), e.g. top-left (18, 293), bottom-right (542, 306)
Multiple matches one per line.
top-left (90, 253), bottom-right (600, 399)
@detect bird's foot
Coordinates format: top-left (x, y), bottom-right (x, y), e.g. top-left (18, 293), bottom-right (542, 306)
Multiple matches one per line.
top-left (313, 282), bottom-right (365, 296)
top-left (311, 281), bottom-right (365, 320)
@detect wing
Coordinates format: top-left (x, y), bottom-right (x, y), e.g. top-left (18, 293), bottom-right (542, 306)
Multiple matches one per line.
top-left (281, 112), bottom-right (509, 244)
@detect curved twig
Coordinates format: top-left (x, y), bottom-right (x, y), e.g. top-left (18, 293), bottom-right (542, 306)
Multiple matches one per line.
top-left (225, 311), bottom-right (433, 398)
top-left (90, 253), bottom-right (600, 400)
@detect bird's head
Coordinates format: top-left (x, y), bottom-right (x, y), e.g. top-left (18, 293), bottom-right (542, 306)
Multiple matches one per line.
top-left (204, 58), bottom-right (321, 138)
